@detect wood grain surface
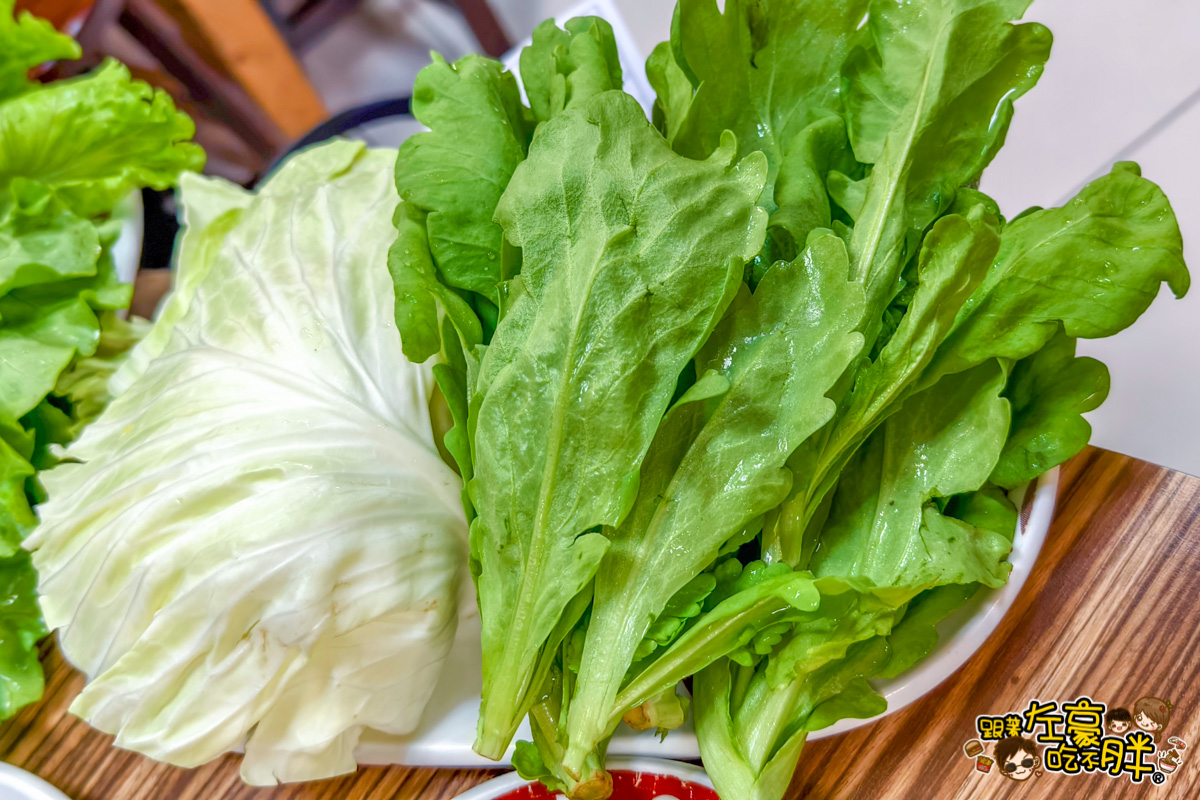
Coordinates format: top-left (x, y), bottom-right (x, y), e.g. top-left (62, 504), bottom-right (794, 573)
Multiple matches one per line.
top-left (2, 447), bottom-right (1197, 799)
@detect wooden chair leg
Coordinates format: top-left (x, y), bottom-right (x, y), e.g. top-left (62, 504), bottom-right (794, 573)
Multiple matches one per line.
top-left (160, 0), bottom-right (328, 139)
top-left (120, 0), bottom-right (287, 160)
top-left (284, 0), bottom-right (364, 52)
top-left (456, 0), bottom-right (511, 57)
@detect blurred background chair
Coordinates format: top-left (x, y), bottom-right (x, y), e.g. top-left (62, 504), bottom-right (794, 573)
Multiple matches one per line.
top-left (267, 0), bottom-right (510, 57)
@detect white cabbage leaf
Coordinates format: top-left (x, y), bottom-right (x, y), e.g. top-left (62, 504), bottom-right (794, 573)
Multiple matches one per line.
top-left (25, 141), bottom-right (468, 784)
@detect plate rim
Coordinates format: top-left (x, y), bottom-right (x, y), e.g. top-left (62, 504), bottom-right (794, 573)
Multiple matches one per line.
top-left (0, 763), bottom-right (72, 800)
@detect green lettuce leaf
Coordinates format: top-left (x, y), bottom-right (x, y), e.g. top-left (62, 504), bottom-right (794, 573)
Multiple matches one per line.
top-left (470, 91), bottom-right (767, 758)
top-left (810, 362), bottom-right (1013, 603)
top-left (392, 53), bottom-right (530, 362)
top-left (990, 329), bottom-right (1109, 488)
top-left (694, 606), bottom-right (895, 800)
top-left (562, 230), bottom-right (865, 772)
top-left (386, 5), bottom-right (1193, 798)
top-left (842, 0), bottom-right (1050, 312)
top-left (930, 163), bottom-right (1189, 378)
top-left (0, 60), bottom-right (204, 217)
top-left (945, 484), bottom-right (1019, 541)
top-left (878, 582), bottom-right (978, 678)
top-left (650, 0), bottom-right (868, 211)
top-left (388, 201), bottom-right (483, 364)
top-left (0, 549), bottom-right (48, 718)
top-left (0, 419), bottom-right (36, 549)
top-left (771, 207), bottom-right (1001, 563)
top-left (521, 16), bottom-right (622, 124)
top-left (645, 42), bottom-right (691, 145)
top-left (0, 179), bottom-right (99, 297)
top-left (0, 0), bottom-right (79, 101)
top-left (53, 311), bottom-right (150, 438)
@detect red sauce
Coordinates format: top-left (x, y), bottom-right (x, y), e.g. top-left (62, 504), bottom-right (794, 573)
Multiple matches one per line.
top-left (499, 771), bottom-right (717, 800)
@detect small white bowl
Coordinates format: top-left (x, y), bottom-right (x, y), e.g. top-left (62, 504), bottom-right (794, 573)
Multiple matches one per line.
top-left (452, 757), bottom-right (712, 800)
top-left (0, 763), bottom-right (71, 800)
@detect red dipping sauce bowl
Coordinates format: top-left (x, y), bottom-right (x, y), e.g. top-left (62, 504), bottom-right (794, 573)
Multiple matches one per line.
top-left (453, 758), bottom-right (715, 800)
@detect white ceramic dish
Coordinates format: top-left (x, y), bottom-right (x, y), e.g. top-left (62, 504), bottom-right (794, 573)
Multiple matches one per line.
top-left (0, 763), bottom-right (70, 800)
top-left (451, 757), bottom-right (712, 800)
top-left (111, 190), bottom-right (144, 288)
top-left (356, 467), bottom-right (1057, 766)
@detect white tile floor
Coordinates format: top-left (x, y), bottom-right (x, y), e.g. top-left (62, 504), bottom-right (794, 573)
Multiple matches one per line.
top-left (303, 0), bottom-right (1200, 476)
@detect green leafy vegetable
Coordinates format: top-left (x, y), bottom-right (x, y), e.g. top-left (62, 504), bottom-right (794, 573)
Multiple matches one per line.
top-left (562, 230), bottom-right (865, 773)
top-left (471, 90), bottom-right (767, 757)
top-left (0, 549), bottom-right (47, 719)
top-left (0, 0), bottom-right (201, 722)
top-left (388, 3), bottom-right (1188, 798)
top-left (650, 0), bottom-right (868, 210)
top-left (810, 361), bottom-right (1014, 603)
top-left (521, 16), bottom-right (622, 124)
top-left (990, 329), bottom-right (1109, 488)
top-left (928, 162), bottom-right (1189, 379)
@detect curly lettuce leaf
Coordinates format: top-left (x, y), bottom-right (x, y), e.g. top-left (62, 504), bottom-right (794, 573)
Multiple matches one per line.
top-left (651, 0), bottom-right (868, 212)
top-left (471, 91), bottom-right (767, 758)
top-left (0, 179), bottom-right (99, 298)
top-left (877, 582), bottom-right (979, 679)
top-left (929, 163), bottom-right (1189, 379)
top-left (772, 207), bottom-right (1001, 563)
top-left (694, 607), bottom-right (895, 800)
top-left (0, 0), bottom-right (79, 101)
top-left (53, 311), bottom-right (150, 438)
top-left (990, 329), bottom-right (1109, 488)
top-left (0, 419), bottom-right (36, 548)
top-left (945, 483), bottom-right (1019, 542)
top-left (0, 549), bottom-right (48, 718)
top-left (0, 60), bottom-right (204, 217)
top-left (388, 200), bottom-right (483, 364)
top-left (392, 53), bottom-right (530, 361)
top-left (521, 16), bottom-right (622, 125)
top-left (810, 361), bottom-right (1013, 603)
top-left (842, 0), bottom-right (1050, 312)
top-left (0, 273), bottom-right (127, 434)
top-left (612, 568), bottom-right (825, 726)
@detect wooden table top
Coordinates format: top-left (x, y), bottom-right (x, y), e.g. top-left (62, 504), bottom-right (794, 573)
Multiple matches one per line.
top-left (3, 447), bottom-right (1197, 799)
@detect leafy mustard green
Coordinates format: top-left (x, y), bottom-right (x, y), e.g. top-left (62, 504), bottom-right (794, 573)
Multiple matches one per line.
top-left (390, 3), bottom-right (1188, 799)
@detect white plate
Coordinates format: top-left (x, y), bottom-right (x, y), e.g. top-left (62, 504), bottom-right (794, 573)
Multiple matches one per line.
top-left (356, 468), bottom-right (1057, 766)
top-left (451, 757), bottom-right (712, 800)
top-left (0, 763), bottom-right (70, 800)
top-left (111, 190), bottom-right (144, 288)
